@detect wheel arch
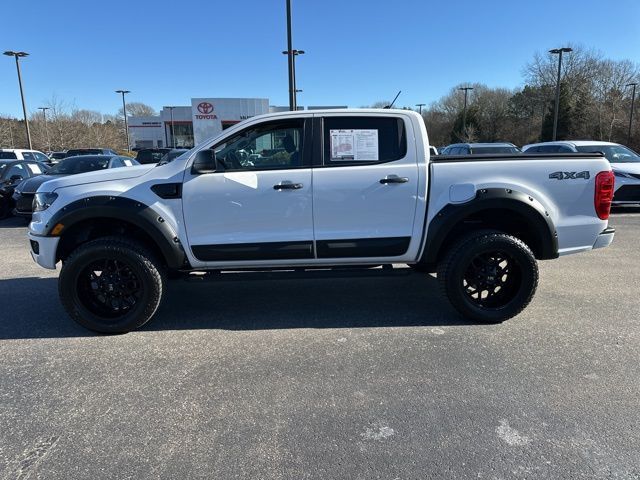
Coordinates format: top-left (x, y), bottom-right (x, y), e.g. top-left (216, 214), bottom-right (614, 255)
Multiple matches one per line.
top-left (47, 196), bottom-right (189, 270)
top-left (419, 188), bottom-right (558, 267)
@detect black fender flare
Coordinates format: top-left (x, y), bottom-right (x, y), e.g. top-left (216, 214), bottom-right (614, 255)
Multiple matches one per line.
top-left (45, 196), bottom-right (189, 269)
top-left (420, 188), bottom-right (559, 264)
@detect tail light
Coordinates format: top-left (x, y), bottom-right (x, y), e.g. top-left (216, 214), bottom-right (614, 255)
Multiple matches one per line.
top-left (594, 170), bottom-right (615, 220)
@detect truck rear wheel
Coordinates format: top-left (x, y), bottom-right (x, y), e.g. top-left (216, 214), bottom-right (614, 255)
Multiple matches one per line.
top-left (59, 237), bottom-right (165, 333)
top-left (437, 232), bottom-right (538, 323)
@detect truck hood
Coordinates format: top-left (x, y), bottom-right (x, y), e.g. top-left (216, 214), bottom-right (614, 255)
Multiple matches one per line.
top-left (611, 162), bottom-right (640, 175)
top-left (32, 165), bottom-right (154, 193)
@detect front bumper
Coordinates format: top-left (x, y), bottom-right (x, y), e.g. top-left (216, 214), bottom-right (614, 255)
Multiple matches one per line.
top-left (27, 232), bottom-right (59, 269)
top-left (592, 226), bottom-right (615, 250)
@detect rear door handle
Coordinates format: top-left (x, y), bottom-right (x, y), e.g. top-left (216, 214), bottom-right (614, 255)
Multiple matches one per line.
top-left (273, 182), bottom-right (303, 190)
top-left (379, 176), bottom-right (409, 184)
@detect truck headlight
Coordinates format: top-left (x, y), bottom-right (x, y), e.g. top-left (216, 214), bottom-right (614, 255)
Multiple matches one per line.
top-left (33, 192), bottom-right (58, 212)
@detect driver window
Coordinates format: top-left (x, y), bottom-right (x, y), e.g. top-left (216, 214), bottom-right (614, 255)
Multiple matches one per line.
top-left (213, 119), bottom-right (305, 171)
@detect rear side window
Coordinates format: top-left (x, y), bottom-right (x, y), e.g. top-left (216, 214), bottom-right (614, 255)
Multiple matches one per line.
top-left (0, 152), bottom-right (18, 159)
top-left (323, 116), bottom-right (407, 165)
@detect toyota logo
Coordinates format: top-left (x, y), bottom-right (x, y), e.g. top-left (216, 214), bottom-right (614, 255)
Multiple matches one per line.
top-left (197, 102), bottom-right (214, 114)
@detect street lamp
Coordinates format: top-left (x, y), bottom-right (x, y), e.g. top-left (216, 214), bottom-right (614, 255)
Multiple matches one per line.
top-left (166, 106), bottom-right (176, 148)
top-left (416, 103), bottom-right (426, 115)
top-left (458, 86), bottom-right (473, 135)
top-left (626, 82), bottom-right (638, 145)
top-left (38, 107), bottom-right (51, 152)
top-left (282, 49), bottom-right (304, 111)
top-left (115, 90), bottom-right (131, 151)
top-left (3, 51), bottom-right (32, 149)
top-left (549, 47), bottom-right (572, 141)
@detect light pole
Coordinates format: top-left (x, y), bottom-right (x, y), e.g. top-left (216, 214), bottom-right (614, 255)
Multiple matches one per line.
top-left (115, 90), bottom-right (131, 151)
top-left (416, 103), bottom-right (425, 115)
top-left (282, 49), bottom-right (304, 110)
top-left (284, 0), bottom-right (295, 111)
top-left (3, 51), bottom-right (32, 149)
top-left (166, 106), bottom-right (176, 148)
top-left (458, 86), bottom-right (473, 136)
top-left (626, 82), bottom-right (638, 145)
top-left (38, 107), bottom-right (51, 152)
top-left (549, 47), bottom-right (572, 141)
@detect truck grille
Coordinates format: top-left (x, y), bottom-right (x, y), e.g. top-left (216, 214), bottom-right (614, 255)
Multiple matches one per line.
top-left (15, 193), bottom-right (34, 213)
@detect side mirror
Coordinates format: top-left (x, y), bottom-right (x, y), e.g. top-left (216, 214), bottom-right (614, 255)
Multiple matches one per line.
top-left (191, 149), bottom-right (219, 175)
top-left (10, 175), bottom-right (24, 184)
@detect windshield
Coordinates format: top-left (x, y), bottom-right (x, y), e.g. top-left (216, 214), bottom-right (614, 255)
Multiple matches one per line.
top-left (66, 149), bottom-right (103, 157)
top-left (575, 145), bottom-right (640, 163)
top-left (472, 146), bottom-right (520, 154)
top-left (47, 156), bottom-right (111, 174)
top-left (157, 150), bottom-right (188, 165)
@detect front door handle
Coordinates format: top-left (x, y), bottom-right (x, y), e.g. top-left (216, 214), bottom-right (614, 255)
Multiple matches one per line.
top-left (273, 182), bottom-right (303, 190)
top-left (379, 176), bottom-right (409, 184)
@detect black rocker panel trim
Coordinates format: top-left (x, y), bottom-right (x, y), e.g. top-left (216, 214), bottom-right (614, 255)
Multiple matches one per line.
top-left (45, 196), bottom-right (189, 269)
top-left (316, 237), bottom-right (411, 258)
top-left (420, 188), bottom-right (558, 265)
top-left (192, 241), bottom-right (314, 261)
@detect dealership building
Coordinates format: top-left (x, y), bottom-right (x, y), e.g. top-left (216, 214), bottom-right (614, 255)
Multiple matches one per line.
top-left (128, 98), bottom-right (346, 149)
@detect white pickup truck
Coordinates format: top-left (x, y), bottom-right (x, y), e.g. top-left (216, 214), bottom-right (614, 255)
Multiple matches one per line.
top-left (27, 109), bottom-right (616, 333)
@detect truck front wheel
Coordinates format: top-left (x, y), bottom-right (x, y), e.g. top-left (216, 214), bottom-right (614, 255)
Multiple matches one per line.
top-left (59, 237), bottom-right (165, 333)
top-left (437, 232), bottom-right (538, 323)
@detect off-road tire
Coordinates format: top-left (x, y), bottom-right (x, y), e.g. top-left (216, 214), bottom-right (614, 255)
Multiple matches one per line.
top-left (59, 237), bottom-right (165, 333)
top-left (437, 231), bottom-right (538, 323)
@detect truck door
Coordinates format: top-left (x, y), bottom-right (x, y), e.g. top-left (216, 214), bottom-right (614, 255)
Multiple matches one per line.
top-left (182, 117), bottom-right (314, 265)
top-left (312, 114), bottom-right (421, 262)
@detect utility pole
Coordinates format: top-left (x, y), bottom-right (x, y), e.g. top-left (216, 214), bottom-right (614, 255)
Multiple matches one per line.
top-left (166, 106), bottom-right (176, 148)
top-left (285, 0), bottom-right (296, 111)
top-left (549, 47), bottom-right (572, 141)
top-left (38, 107), bottom-right (51, 152)
top-left (415, 103), bottom-right (425, 115)
top-left (626, 82), bottom-right (638, 145)
top-left (115, 90), bottom-right (131, 151)
top-left (458, 87), bottom-right (473, 137)
top-left (3, 51), bottom-right (32, 149)
top-left (283, 49), bottom-right (305, 110)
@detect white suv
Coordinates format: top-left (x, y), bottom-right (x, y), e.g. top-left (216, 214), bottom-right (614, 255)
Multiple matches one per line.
top-left (523, 141), bottom-right (640, 205)
top-left (0, 149), bottom-right (51, 165)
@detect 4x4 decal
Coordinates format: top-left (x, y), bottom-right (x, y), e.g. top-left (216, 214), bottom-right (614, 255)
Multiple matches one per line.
top-left (549, 171), bottom-right (590, 180)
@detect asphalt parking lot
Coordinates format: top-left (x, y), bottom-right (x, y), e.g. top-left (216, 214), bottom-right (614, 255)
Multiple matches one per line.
top-left (0, 211), bottom-right (639, 479)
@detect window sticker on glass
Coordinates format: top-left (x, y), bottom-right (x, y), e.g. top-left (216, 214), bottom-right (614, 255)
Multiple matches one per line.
top-left (27, 164), bottom-right (42, 174)
top-left (123, 159), bottom-right (133, 166)
top-left (330, 129), bottom-right (379, 161)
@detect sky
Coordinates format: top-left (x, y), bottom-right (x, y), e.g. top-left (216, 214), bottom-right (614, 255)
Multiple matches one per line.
top-left (1, 0), bottom-right (639, 118)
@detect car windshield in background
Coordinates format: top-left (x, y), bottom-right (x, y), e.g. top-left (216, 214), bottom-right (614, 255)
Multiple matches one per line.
top-left (51, 152), bottom-right (67, 159)
top-left (47, 156), bottom-right (111, 174)
top-left (575, 145), bottom-right (640, 163)
top-left (473, 146), bottom-right (520, 154)
top-left (158, 150), bottom-right (188, 165)
top-left (66, 149), bottom-right (104, 157)
top-left (0, 162), bottom-right (8, 174)
top-left (0, 152), bottom-right (18, 159)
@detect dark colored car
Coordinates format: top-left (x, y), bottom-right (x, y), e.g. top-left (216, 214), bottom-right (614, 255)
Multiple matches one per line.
top-left (0, 160), bottom-right (48, 219)
top-left (49, 151), bottom-right (68, 163)
top-left (135, 148), bottom-right (172, 164)
top-left (65, 148), bottom-right (118, 158)
top-left (13, 155), bottom-right (139, 217)
top-left (158, 148), bottom-right (189, 165)
top-left (441, 143), bottom-right (521, 155)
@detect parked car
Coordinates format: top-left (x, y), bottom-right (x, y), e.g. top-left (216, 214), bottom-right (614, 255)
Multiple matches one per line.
top-left (65, 148), bottom-right (118, 158)
top-left (441, 143), bottom-right (521, 155)
top-left (48, 151), bottom-right (68, 164)
top-left (135, 148), bottom-right (172, 164)
top-left (158, 148), bottom-right (189, 164)
top-left (0, 148), bottom-right (52, 165)
top-left (0, 160), bottom-right (48, 219)
top-left (26, 109), bottom-right (615, 333)
top-left (13, 154), bottom-right (140, 217)
top-left (523, 141), bottom-right (640, 205)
